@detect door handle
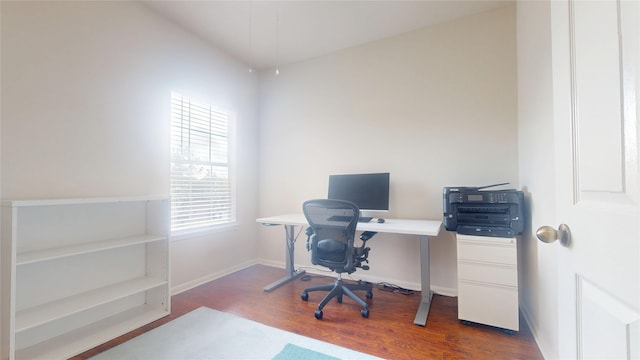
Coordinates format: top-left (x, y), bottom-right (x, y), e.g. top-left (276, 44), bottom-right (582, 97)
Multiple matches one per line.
top-left (536, 224), bottom-right (571, 247)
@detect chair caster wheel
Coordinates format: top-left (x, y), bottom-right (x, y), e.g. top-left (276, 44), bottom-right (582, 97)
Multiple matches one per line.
top-left (361, 308), bottom-right (369, 318)
top-left (301, 292), bottom-right (308, 301)
top-left (366, 291), bottom-right (373, 299)
top-left (314, 310), bottom-right (323, 320)
top-left (337, 295), bottom-right (343, 303)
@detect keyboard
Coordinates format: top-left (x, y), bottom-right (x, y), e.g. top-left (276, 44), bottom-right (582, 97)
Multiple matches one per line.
top-left (327, 216), bottom-right (373, 223)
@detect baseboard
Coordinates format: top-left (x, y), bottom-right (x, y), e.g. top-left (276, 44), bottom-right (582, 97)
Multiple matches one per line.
top-left (431, 285), bottom-right (458, 297)
top-left (520, 304), bottom-right (550, 359)
top-left (258, 258), bottom-right (286, 270)
top-left (170, 259), bottom-right (259, 295)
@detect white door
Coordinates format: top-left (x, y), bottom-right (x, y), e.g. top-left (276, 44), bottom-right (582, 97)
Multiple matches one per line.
top-left (549, 0), bottom-right (639, 358)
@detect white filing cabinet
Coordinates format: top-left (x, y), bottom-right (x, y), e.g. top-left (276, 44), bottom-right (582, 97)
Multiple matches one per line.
top-left (1, 197), bottom-right (170, 360)
top-left (456, 234), bottom-right (519, 332)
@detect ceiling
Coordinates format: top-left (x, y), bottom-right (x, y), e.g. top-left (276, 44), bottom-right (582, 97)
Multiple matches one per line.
top-left (141, 1), bottom-right (512, 71)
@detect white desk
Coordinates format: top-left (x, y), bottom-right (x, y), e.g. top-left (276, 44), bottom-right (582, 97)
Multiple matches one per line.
top-left (256, 214), bottom-right (442, 326)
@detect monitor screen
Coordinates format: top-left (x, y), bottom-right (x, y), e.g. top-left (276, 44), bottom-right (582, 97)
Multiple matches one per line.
top-left (327, 172), bottom-right (390, 211)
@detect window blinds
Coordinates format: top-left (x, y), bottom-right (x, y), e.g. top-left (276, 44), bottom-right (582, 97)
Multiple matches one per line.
top-left (170, 93), bottom-right (233, 231)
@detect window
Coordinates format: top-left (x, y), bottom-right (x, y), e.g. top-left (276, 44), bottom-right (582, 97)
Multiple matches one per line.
top-left (170, 93), bottom-right (234, 233)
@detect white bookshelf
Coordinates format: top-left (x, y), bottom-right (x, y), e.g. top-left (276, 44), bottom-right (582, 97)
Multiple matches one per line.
top-left (1, 197), bottom-right (170, 360)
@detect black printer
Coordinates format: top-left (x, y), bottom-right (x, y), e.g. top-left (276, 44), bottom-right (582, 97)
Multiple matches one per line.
top-left (443, 184), bottom-right (524, 238)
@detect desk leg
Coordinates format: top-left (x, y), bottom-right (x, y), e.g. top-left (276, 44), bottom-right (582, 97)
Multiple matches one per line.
top-left (263, 224), bottom-right (306, 292)
top-left (414, 235), bottom-right (432, 326)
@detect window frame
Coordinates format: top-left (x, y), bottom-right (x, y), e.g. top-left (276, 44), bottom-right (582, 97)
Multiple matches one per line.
top-left (169, 92), bottom-right (237, 237)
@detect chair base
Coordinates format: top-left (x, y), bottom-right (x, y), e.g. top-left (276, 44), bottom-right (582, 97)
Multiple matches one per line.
top-left (301, 277), bottom-right (373, 319)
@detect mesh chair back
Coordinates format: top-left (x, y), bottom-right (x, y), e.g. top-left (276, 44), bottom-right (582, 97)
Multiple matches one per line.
top-left (302, 199), bottom-right (360, 273)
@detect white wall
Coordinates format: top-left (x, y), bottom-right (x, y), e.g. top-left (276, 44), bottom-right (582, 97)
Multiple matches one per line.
top-left (516, 1), bottom-right (559, 358)
top-left (257, 6), bottom-right (517, 294)
top-left (0, 1), bottom-right (259, 293)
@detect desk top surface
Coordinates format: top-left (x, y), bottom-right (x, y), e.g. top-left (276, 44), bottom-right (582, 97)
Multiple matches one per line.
top-left (256, 213), bottom-right (442, 237)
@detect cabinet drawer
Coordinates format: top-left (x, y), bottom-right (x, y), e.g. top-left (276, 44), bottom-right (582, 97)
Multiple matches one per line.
top-left (458, 281), bottom-right (519, 331)
top-left (457, 236), bottom-right (517, 264)
top-left (458, 260), bottom-right (518, 287)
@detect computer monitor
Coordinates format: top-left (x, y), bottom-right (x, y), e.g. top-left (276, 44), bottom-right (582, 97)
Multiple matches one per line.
top-left (327, 172), bottom-right (390, 212)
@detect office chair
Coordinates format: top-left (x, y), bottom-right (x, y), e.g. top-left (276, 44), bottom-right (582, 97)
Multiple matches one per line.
top-left (301, 199), bottom-right (376, 319)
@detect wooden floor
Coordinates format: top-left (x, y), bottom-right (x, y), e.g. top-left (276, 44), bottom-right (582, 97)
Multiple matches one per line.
top-left (74, 264), bottom-right (543, 359)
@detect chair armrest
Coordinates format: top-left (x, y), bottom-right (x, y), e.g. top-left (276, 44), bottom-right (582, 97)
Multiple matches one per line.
top-left (359, 231), bottom-right (377, 241)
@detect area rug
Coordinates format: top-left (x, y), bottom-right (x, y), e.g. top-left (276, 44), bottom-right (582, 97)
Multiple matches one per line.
top-left (90, 307), bottom-right (382, 359)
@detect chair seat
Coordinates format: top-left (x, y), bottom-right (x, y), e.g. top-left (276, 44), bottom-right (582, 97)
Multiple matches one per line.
top-left (317, 239), bottom-right (346, 262)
